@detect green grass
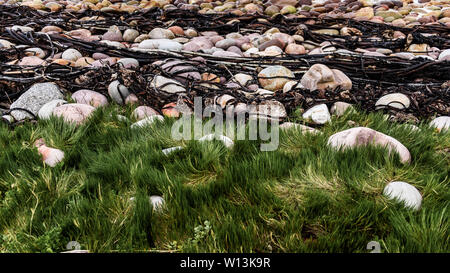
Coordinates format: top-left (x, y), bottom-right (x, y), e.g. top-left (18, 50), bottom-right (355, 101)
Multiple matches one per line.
top-left (0, 105), bottom-right (448, 253)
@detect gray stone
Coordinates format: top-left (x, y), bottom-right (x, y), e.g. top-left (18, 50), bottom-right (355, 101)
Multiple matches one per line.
top-left (151, 76), bottom-right (186, 94)
top-left (108, 81), bottom-right (130, 105)
top-left (10, 83), bottom-right (64, 120)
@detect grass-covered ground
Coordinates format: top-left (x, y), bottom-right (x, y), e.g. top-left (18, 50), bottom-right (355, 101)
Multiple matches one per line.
top-left (0, 104), bottom-right (448, 253)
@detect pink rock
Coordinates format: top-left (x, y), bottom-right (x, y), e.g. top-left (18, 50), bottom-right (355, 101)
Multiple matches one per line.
top-left (327, 127), bottom-right (411, 164)
top-left (72, 89), bottom-right (108, 107)
top-left (271, 33), bottom-right (295, 46)
top-left (212, 51), bottom-right (242, 58)
top-left (258, 38), bottom-right (285, 51)
top-left (200, 31), bottom-right (219, 37)
top-left (182, 38), bottom-right (213, 52)
top-left (300, 64), bottom-right (352, 91)
top-left (132, 106), bottom-right (159, 120)
top-left (102, 30), bottom-right (123, 42)
top-left (285, 43), bottom-right (306, 54)
top-left (208, 35), bottom-right (225, 45)
top-left (34, 139), bottom-right (64, 167)
top-left (53, 103), bottom-right (95, 125)
top-left (92, 53), bottom-right (110, 60)
top-left (19, 56), bottom-right (45, 66)
top-left (125, 94), bottom-right (139, 105)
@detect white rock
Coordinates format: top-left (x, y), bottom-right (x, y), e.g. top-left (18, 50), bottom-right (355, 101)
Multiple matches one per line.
top-left (149, 28), bottom-right (174, 39)
top-left (198, 134), bottom-right (234, 148)
top-left (283, 81), bottom-right (301, 93)
top-left (61, 48), bottom-right (82, 61)
top-left (10, 25), bottom-right (33, 33)
top-left (149, 195), bottom-right (165, 211)
top-left (117, 58), bottom-right (139, 69)
top-left (130, 195), bottom-right (166, 212)
top-left (108, 80), bottom-right (130, 105)
top-left (25, 47), bottom-right (46, 59)
top-left (429, 116), bottom-right (450, 132)
top-left (330, 102), bottom-right (353, 116)
top-left (38, 99), bottom-right (67, 119)
top-left (138, 39), bottom-right (182, 51)
top-left (438, 49), bottom-right (450, 61)
top-left (162, 146), bottom-right (183, 156)
top-left (2, 115), bottom-right (14, 123)
top-left (131, 115), bottom-right (164, 129)
top-left (303, 104), bottom-right (331, 124)
top-left (383, 181), bottom-right (422, 211)
top-left (99, 40), bottom-right (125, 48)
top-left (0, 39), bottom-right (15, 49)
top-left (234, 73), bottom-right (253, 86)
top-left (151, 76), bottom-right (186, 94)
top-left (375, 93), bottom-right (410, 110)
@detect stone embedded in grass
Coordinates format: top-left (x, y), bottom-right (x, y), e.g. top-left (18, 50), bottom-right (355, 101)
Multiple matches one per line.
top-left (132, 106), bottom-right (159, 121)
top-left (10, 82), bottom-right (64, 121)
top-left (330, 101), bottom-right (353, 117)
top-left (199, 134), bottom-right (234, 148)
top-left (131, 115), bottom-right (164, 129)
top-left (108, 80), bottom-right (131, 105)
top-left (72, 90), bottom-right (108, 108)
top-left (383, 181), bottom-right (422, 211)
top-left (327, 127), bottom-right (411, 164)
top-left (162, 146), bottom-right (183, 156)
top-left (130, 195), bottom-right (166, 212)
top-left (150, 195), bottom-right (165, 212)
top-left (258, 65), bottom-right (294, 91)
top-left (279, 122), bottom-right (319, 134)
top-left (52, 103), bottom-right (95, 125)
top-left (125, 94), bottom-right (139, 105)
top-left (302, 104), bottom-right (331, 124)
top-left (2, 115), bottom-right (14, 123)
top-left (251, 100), bottom-right (287, 120)
top-left (34, 138), bottom-right (64, 167)
top-left (429, 116), bottom-right (450, 132)
top-left (375, 93), bottom-right (410, 110)
top-left (38, 99), bottom-right (67, 119)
